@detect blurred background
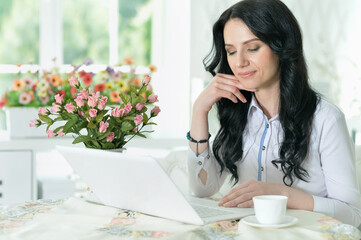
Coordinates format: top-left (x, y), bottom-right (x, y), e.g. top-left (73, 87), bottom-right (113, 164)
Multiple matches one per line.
top-left (0, 0), bottom-right (360, 202)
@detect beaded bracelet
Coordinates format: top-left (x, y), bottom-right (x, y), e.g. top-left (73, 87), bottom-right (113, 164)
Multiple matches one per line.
top-left (186, 131), bottom-right (211, 157)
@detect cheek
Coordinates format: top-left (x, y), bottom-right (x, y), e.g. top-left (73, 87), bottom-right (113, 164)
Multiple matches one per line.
top-left (254, 51), bottom-right (279, 73)
top-left (227, 57), bottom-right (237, 74)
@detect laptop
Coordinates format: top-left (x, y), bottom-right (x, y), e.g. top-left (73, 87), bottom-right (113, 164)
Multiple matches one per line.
top-left (56, 145), bottom-right (254, 225)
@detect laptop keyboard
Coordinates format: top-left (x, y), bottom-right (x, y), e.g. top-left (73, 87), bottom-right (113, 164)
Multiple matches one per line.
top-left (192, 205), bottom-right (234, 218)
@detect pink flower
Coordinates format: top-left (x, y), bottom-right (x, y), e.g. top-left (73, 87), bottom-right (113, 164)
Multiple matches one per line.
top-left (57, 128), bottom-right (65, 137)
top-left (40, 95), bottom-right (49, 104)
top-left (29, 119), bottom-right (38, 127)
top-left (23, 77), bottom-right (33, 87)
top-left (132, 127), bottom-right (138, 132)
top-left (19, 92), bottom-right (32, 104)
top-left (65, 103), bottom-right (76, 113)
top-left (88, 96), bottom-right (97, 108)
top-left (78, 111), bottom-right (84, 116)
top-left (98, 96), bottom-right (108, 110)
top-left (111, 107), bottom-right (122, 117)
top-left (55, 94), bottom-right (64, 104)
top-left (106, 132), bottom-right (115, 142)
top-left (136, 102), bottom-right (145, 111)
top-left (47, 130), bottom-right (55, 137)
top-left (78, 89), bottom-right (89, 99)
top-left (88, 88), bottom-right (94, 95)
top-left (50, 103), bottom-right (60, 113)
top-left (134, 114), bottom-right (143, 125)
top-left (148, 94), bottom-right (158, 103)
top-left (75, 96), bottom-right (84, 107)
top-left (124, 102), bottom-right (132, 114)
top-left (99, 121), bottom-right (109, 133)
top-left (152, 231), bottom-right (171, 238)
top-left (89, 109), bottom-right (97, 117)
top-left (143, 75), bottom-right (151, 85)
top-left (92, 91), bottom-right (100, 99)
top-left (151, 106), bottom-right (161, 116)
top-left (68, 76), bottom-right (79, 87)
top-left (38, 108), bottom-right (48, 115)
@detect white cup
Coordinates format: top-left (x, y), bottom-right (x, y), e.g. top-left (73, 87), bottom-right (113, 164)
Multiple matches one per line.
top-left (253, 195), bottom-right (288, 225)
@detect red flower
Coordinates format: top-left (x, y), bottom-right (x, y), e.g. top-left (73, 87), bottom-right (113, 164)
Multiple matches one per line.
top-left (94, 83), bottom-right (105, 92)
top-left (70, 87), bottom-right (77, 98)
top-left (56, 90), bottom-right (66, 98)
top-left (78, 70), bottom-right (87, 78)
top-left (0, 101), bottom-right (4, 108)
top-left (32, 83), bottom-right (37, 92)
top-left (83, 73), bottom-right (93, 85)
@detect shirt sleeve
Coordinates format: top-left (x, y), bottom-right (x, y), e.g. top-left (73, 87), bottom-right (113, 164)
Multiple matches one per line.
top-left (187, 143), bottom-right (229, 197)
top-left (313, 111), bottom-right (361, 227)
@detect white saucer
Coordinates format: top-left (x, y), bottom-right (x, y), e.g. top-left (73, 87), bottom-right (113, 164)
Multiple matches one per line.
top-left (241, 215), bottom-right (298, 228)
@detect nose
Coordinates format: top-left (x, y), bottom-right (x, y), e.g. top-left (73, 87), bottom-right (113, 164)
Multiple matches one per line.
top-left (236, 52), bottom-right (249, 68)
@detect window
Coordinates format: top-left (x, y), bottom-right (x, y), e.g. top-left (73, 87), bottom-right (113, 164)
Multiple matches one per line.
top-left (0, 0), bottom-right (153, 130)
top-left (0, 0), bottom-right (40, 65)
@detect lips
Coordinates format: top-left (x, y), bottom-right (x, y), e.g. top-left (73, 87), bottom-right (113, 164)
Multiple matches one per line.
top-left (238, 71), bottom-right (256, 78)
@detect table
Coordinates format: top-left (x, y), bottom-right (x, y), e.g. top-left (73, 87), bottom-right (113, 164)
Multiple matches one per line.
top-left (1, 197), bottom-right (360, 240)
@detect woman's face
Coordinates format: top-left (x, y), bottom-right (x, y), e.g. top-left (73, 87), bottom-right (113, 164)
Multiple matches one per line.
top-left (223, 18), bottom-right (280, 91)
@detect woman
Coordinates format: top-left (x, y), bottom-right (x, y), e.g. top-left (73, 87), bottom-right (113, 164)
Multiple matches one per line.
top-left (187, 0), bottom-right (361, 227)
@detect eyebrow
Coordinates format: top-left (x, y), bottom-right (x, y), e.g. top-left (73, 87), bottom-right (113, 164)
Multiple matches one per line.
top-left (225, 38), bottom-right (260, 47)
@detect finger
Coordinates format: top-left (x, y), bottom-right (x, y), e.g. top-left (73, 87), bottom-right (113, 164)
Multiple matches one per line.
top-left (214, 82), bottom-right (246, 103)
top-left (216, 89), bottom-right (239, 103)
top-left (219, 181), bottom-right (254, 206)
top-left (223, 192), bottom-right (254, 207)
top-left (237, 199), bottom-right (253, 208)
top-left (216, 76), bottom-right (256, 93)
top-left (216, 73), bottom-right (238, 80)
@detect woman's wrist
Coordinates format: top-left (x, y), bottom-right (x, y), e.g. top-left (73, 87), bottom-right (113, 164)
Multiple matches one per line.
top-left (280, 185), bottom-right (314, 211)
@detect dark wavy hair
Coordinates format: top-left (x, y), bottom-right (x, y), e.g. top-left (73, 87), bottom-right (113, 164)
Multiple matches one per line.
top-left (203, 0), bottom-right (319, 186)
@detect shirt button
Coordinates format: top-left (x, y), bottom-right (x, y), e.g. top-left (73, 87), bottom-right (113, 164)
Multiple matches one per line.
top-left (197, 161), bottom-right (202, 165)
top-left (266, 124), bottom-right (269, 128)
top-left (261, 166), bottom-right (264, 171)
top-left (262, 146), bottom-right (266, 150)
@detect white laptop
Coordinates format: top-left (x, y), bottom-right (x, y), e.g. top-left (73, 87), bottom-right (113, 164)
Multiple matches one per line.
top-left (56, 145), bottom-right (254, 225)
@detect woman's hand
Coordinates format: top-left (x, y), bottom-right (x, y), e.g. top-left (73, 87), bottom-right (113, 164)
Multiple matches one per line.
top-left (218, 180), bottom-right (284, 208)
top-left (218, 180), bottom-right (314, 210)
top-left (194, 73), bottom-right (253, 114)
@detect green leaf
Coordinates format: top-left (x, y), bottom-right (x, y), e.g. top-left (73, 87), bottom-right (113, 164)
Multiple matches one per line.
top-left (121, 121), bottom-right (134, 131)
top-left (63, 118), bottom-right (77, 132)
top-left (136, 133), bottom-right (147, 138)
top-left (100, 142), bottom-right (115, 149)
top-left (142, 113), bottom-right (149, 124)
top-left (87, 121), bottom-right (97, 129)
top-left (72, 135), bottom-right (93, 144)
top-left (120, 93), bottom-right (130, 104)
top-left (91, 140), bottom-right (101, 148)
top-left (39, 115), bottom-right (53, 123)
top-left (123, 116), bottom-right (135, 121)
top-left (131, 92), bottom-right (137, 105)
top-left (53, 126), bottom-right (65, 133)
top-left (46, 122), bottom-right (53, 131)
top-left (140, 106), bottom-right (148, 113)
top-left (139, 86), bottom-right (146, 96)
top-left (95, 113), bottom-right (104, 123)
top-left (97, 131), bottom-right (110, 140)
top-left (146, 122), bottom-right (157, 126)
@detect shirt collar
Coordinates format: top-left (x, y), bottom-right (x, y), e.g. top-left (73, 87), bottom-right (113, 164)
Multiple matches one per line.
top-left (247, 93), bottom-right (280, 122)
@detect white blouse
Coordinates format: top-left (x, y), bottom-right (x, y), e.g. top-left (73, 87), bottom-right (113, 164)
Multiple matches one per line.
top-left (188, 96), bottom-right (361, 227)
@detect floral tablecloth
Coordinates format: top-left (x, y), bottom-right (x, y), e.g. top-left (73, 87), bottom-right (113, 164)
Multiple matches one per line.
top-left (0, 197), bottom-right (360, 240)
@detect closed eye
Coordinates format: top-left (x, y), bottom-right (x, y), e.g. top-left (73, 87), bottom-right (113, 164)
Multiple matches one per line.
top-left (248, 46), bottom-right (260, 52)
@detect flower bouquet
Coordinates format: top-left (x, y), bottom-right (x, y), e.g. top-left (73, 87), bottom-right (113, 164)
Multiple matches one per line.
top-left (30, 71), bottom-right (160, 150)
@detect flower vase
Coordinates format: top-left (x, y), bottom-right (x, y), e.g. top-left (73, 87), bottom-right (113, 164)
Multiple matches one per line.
top-left (4, 107), bottom-right (64, 138)
top-left (100, 148), bottom-right (126, 153)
